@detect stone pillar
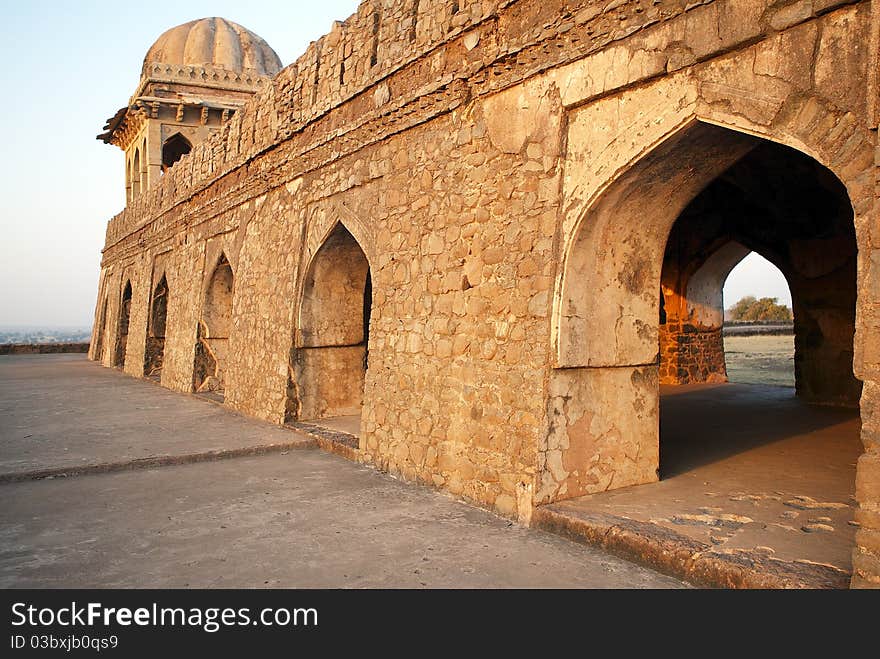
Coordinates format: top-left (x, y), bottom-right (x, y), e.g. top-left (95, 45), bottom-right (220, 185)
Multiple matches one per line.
top-left (146, 122), bottom-right (163, 190)
top-left (658, 242), bottom-right (749, 385)
top-left (851, 0), bottom-right (880, 589)
top-left (540, 365), bottom-right (660, 503)
top-left (659, 322), bottom-right (727, 384)
top-left (787, 241), bottom-right (861, 408)
top-left (854, 381), bottom-right (880, 587)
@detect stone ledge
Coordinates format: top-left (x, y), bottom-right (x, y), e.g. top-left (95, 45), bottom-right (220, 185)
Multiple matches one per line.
top-left (0, 439), bottom-right (316, 485)
top-left (532, 505), bottom-right (851, 589)
top-left (284, 421), bottom-right (361, 462)
top-left (0, 343), bottom-right (90, 355)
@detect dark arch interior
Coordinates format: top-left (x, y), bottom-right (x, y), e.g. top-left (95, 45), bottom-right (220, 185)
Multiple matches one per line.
top-left (193, 253), bottom-right (234, 397)
top-left (658, 139), bottom-right (859, 406)
top-left (162, 134), bottom-right (192, 172)
top-left (658, 137), bottom-right (862, 509)
top-left (94, 296), bottom-right (108, 362)
top-left (114, 281), bottom-right (132, 367)
top-left (287, 224), bottom-right (371, 434)
top-left (144, 274), bottom-right (168, 379)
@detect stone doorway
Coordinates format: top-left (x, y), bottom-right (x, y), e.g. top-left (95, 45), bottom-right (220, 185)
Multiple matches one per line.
top-left (286, 223), bottom-right (372, 450)
top-left (113, 281), bottom-right (132, 368)
top-left (721, 255), bottom-right (795, 388)
top-left (93, 295), bottom-right (108, 363)
top-left (193, 253), bottom-right (233, 400)
top-left (657, 138), bottom-right (859, 406)
top-left (549, 121), bottom-right (863, 584)
top-left (144, 273), bottom-right (168, 380)
top-left (654, 135), bottom-right (859, 577)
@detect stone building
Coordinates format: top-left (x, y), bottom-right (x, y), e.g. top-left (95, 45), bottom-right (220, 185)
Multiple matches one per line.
top-left (91, 0), bottom-right (880, 587)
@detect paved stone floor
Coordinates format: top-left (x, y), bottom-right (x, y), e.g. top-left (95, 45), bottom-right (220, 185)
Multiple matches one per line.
top-left (544, 383), bottom-right (861, 587)
top-left (0, 355), bottom-right (685, 588)
top-left (312, 415), bottom-right (361, 437)
top-left (0, 355), bottom-right (311, 477)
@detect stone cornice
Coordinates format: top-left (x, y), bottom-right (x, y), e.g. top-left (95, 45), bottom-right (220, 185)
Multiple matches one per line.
top-left (97, 107), bottom-right (147, 150)
top-left (136, 95), bottom-right (245, 111)
top-left (136, 62), bottom-right (275, 98)
top-left (100, 0), bottom-right (869, 261)
top-left (98, 96), bottom-right (246, 149)
top-left (99, 62), bottom-right (273, 148)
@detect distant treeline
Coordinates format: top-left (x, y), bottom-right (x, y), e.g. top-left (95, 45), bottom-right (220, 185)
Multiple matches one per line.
top-left (0, 328), bottom-right (92, 345)
top-left (726, 296), bottom-right (792, 322)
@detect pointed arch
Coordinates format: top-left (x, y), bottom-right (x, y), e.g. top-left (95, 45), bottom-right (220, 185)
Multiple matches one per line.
top-left (683, 242), bottom-right (753, 330)
top-left (298, 223), bottom-right (370, 348)
top-left (149, 272), bottom-right (169, 337)
top-left (93, 294), bottom-right (109, 363)
top-left (288, 222), bottom-right (372, 423)
top-left (131, 149), bottom-right (141, 197)
top-left (721, 254), bottom-right (795, 388)
top-left (556, 120), bottom-right (759, 369)
top-left (306, 205), bottom-right (376, 273)
top-left (144, 272), bottom-right (169, 378)
top-left (202, 253), bottom-right (234, 339)
top-left (193, 252), bottom-right (234, 394)
top-left (547, 117), bottom-right (860, 505)
top-left (114, 280), bottom-right (133, 367)
top-left (162, 133), bottom-right (192, 172)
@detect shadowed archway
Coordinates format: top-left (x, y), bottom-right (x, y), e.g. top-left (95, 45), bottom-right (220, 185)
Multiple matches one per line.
top-left (550, 119), bottom-right (861, 499)
top-left (546, 118), bottom-right (863, 583)
top-left (193, 254), bottom-right (234, 397)
top-left (93, 295), bottom-right (109, 362)
top-left (144, 273), bottom-right (169, 379)
top-left (113, 281), bottom-right (132, 368)
top-left (287, 223), bottom-right (372, 428)
top-left (162, 133), bottom-right (192, 172)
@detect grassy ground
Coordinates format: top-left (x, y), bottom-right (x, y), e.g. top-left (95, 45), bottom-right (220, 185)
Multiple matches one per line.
top-left (723, 334), bottom-right (794, 387)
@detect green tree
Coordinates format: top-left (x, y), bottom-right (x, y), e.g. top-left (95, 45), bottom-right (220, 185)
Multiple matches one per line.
top-left (729, 295), bottom-right (757, 321)
top-left (728, 296), bottom-right (792, 322)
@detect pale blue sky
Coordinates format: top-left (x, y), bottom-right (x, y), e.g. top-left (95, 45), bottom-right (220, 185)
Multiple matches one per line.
top-left (0, 0), bottom-right (788, 327)
top-left (724, 252), bottom-right (792, 308)
top-left (0, 0), bottom-right (360, 327)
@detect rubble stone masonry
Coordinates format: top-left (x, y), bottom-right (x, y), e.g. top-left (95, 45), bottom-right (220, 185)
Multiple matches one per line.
top-left (90, 0), bottom-right (880, 587)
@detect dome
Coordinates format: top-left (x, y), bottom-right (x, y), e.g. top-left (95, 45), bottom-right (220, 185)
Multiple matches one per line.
top-left (143, 18), bottom-right (282, 77)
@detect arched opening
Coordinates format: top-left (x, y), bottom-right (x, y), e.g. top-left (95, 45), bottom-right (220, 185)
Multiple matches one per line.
top-left (660, 244), bottom-right (798, 388)
top-left (161, 134), bottom-right (192, 172)
top-left (93, 295), bottom-right (108, 362)
top-left (655, 137), bottom-right (859, 405)
top-left (144, 273), bottom-right (168, 379)
top-left (721, 254), bottom-right (794, 388)
top-left (286, 223), bottom-right (372, 440)
top-left (552, 120), bottom-right (862, 582)
top-left (193, 254), bottom-right (233, 399)
top-left (125, 157), bottom-right (132, 203)
top-left (131, 149), bottom-right (141, 197)
top-left (659, 241), bottom-right (752, 385)
top-left (113, 281), bottom-right (132, 368)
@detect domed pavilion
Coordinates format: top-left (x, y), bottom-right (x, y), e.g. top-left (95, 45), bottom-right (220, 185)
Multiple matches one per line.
top-left (97, 18), bottom-right (282, 202)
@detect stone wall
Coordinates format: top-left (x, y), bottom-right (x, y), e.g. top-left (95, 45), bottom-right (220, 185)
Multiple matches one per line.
top-left (853, 0), bottom-right (880, 587)
top-left (91, 0), bottom-right (880, 585)
top-left (659, 325), bottom-right (727, 384)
